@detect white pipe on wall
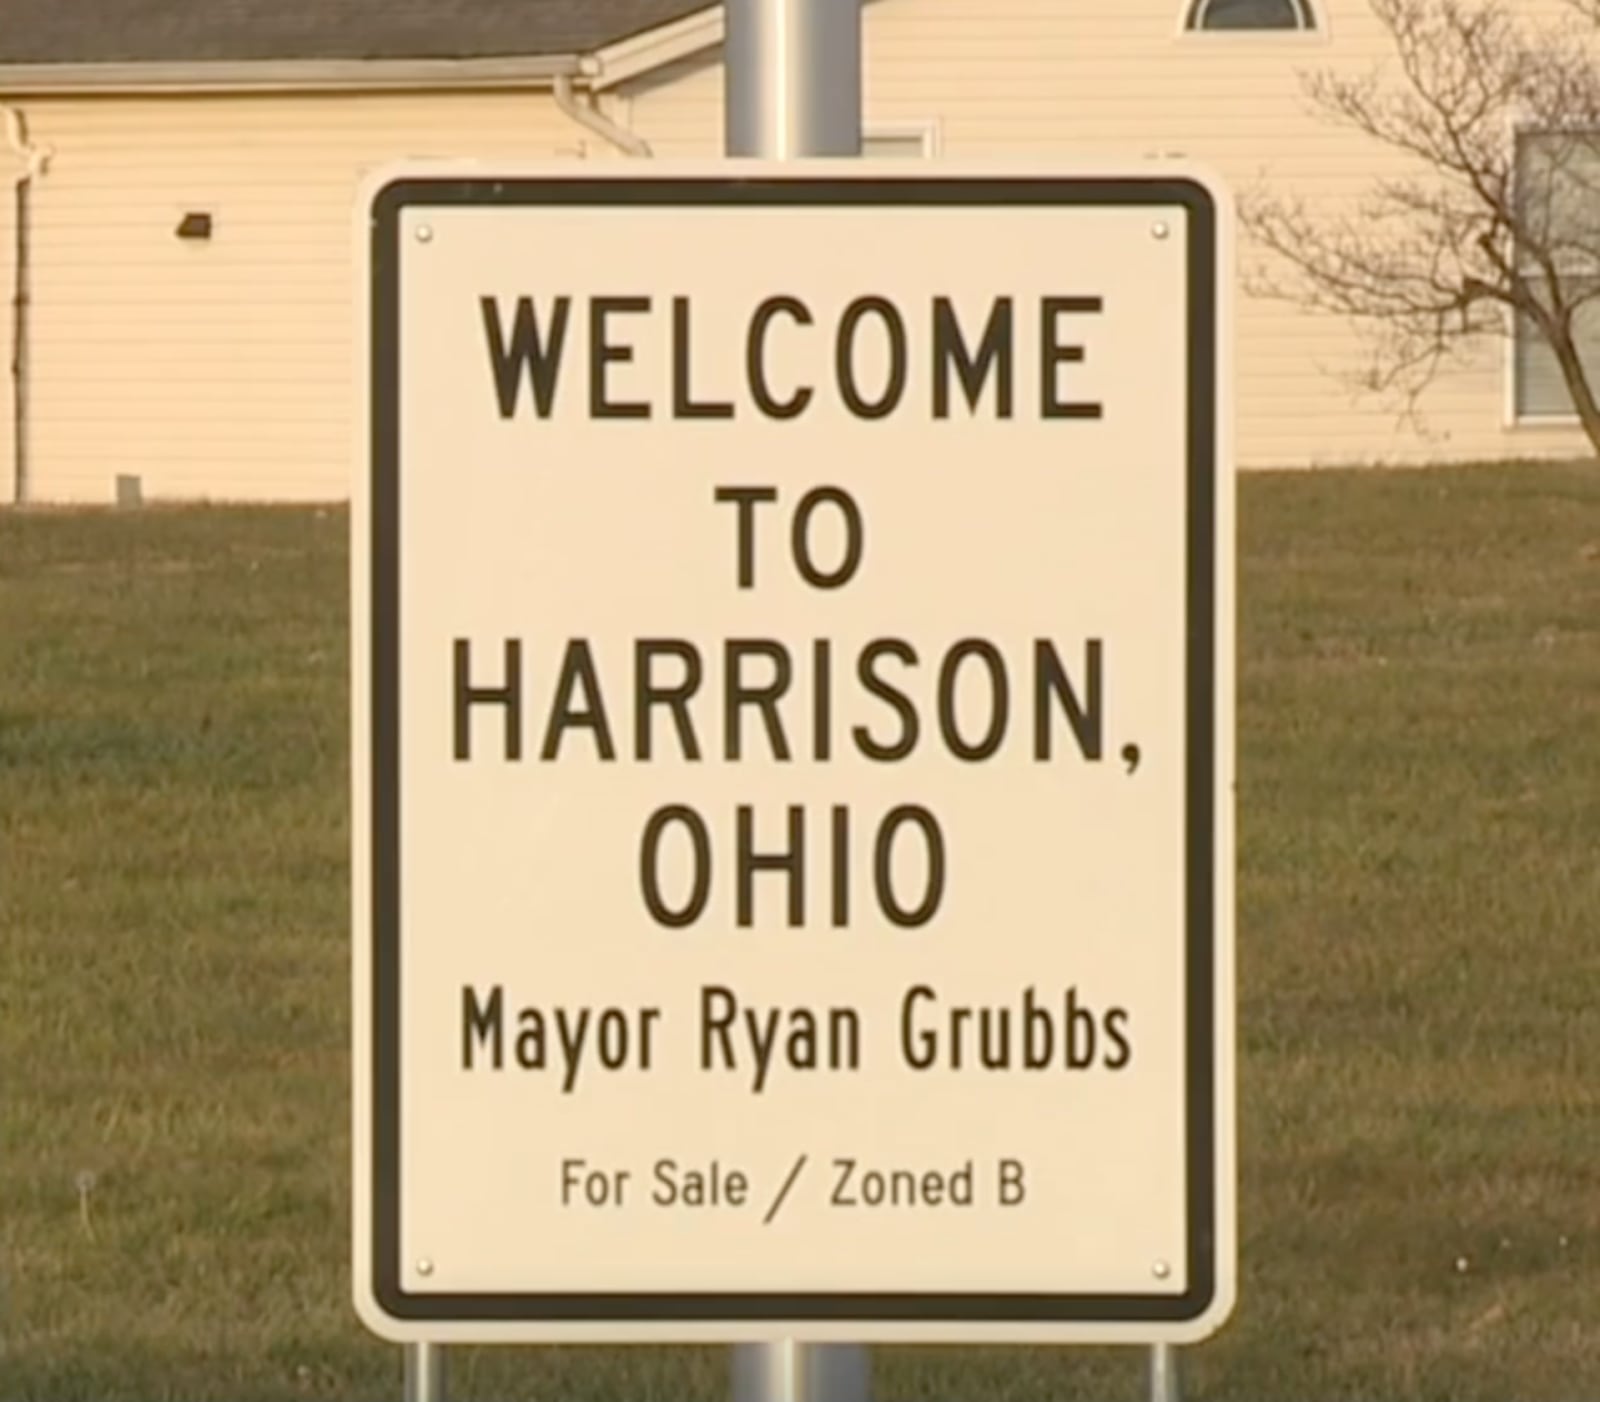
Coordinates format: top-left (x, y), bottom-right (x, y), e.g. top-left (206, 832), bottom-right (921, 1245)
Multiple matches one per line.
top-left (2, 105), bottom-right (51, 505)
top-left (553, 74), bottom-right (653, 156)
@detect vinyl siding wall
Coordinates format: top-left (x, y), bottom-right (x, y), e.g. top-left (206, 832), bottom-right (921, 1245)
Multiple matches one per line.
top-left (0, 92), bottom-right (606, 503)
top-left (2, 0), bottom-right (1598, 502)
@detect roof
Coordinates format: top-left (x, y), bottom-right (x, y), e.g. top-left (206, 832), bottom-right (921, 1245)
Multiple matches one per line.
top-left (0, 0), bottom-right (715, 66)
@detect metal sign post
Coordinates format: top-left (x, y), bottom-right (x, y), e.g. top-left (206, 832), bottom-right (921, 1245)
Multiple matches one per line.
top-left (724, 3), bottom-right (866, 1399)
top-left (724, 0), bottom-right (862, 160)
top-left (1149, 1340), bottom-right (1182, 1402)
top-left (404, 1341), bottom-right (445, 1402)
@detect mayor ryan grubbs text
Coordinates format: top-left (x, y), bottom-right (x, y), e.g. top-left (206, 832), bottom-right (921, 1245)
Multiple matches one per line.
top-left (462, 981), bottom-right (1130, 1093)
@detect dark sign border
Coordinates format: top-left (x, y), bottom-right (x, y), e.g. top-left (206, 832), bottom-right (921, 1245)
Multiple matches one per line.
top-left (367, 174), bottom-right (1219, 1327)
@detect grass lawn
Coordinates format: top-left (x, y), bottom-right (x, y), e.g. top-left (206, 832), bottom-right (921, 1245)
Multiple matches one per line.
top-left (2, 463), bottom-right (1599, 1401)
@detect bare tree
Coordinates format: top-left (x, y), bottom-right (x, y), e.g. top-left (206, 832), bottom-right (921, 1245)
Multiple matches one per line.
top-left (1241, 0), bottom-right (1600, 452)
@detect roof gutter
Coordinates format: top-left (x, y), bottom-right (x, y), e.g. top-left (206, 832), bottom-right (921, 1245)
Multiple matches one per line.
top-left (586, 6), bottom-right (722, 90)
top-left (0, 54), bottom-right (583, 95)
top-left (0, 3), bottom-right (737, 98)
top-left (553, 73), bottom-right (652, 156)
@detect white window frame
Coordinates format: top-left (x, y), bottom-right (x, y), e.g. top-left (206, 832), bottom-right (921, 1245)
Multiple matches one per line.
top-left (861, 118), bottom-right (943, 158)
top-left (1503, 117), bottom-right (1600, 428)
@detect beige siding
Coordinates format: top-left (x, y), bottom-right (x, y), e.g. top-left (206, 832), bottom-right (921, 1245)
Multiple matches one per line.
top-left (2, 91), bottom-right (612, 503)
top-left (626, 0), bottom-right (1599, 468)
top-left (3, 0), bottom-right (1598, 501)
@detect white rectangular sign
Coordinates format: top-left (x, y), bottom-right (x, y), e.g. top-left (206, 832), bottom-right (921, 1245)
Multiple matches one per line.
top-left (353, 162), bottom-right (1234, 1345)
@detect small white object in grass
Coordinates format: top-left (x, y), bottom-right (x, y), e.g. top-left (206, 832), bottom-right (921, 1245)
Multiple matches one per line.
top-left (74, 1170), bottom-right (98, 1240)
top-left (1454, 1256), bottom-right (1470, 1273)
top-left (1560, 1235), bottom-right (1570, 1248)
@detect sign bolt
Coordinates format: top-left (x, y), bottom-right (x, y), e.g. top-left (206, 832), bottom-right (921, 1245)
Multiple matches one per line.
top-left (416, 1258), bottom-right (435, 1277)
top-left (1152, 1260), bottom-right (1171, 1280)
top-left (1151, 221), bottom-right (1171, 241)
top-left (415, 224), bottom-right (434, 244)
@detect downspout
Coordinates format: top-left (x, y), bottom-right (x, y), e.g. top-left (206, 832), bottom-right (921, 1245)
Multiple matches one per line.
top-left (3, 106), bottom-right (50, 505)
top-left (553, 73), bottom-right (653, 156)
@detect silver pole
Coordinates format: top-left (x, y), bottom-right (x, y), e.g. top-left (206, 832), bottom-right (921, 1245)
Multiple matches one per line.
top-left (725, 0), bottom-right (862, 158)
top-left (1147, 1342), bottom-right (1182, 1402)
top-left (404, 1342), bottom-right (447, 1402)
top-left (731, 1338), bottom-right (871, 1402)
top-left (724, 3), bottom-right (867, 1396)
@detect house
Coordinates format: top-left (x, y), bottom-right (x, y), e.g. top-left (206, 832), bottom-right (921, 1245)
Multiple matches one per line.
top-left (0, 0), bottom-right (1593, 504)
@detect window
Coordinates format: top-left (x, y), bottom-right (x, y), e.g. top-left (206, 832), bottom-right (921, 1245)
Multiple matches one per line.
top-left (1185, 0), bottom-right (1316, 29)
top-left (1512, 129), bottom-right (1600, 418)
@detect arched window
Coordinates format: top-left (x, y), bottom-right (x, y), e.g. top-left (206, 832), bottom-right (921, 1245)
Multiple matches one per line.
top-left (1186, 0), bottom-right (1316, 29)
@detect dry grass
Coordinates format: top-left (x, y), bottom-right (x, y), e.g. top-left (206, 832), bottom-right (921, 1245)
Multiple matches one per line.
top-left (2, 464), bottom-right (1599, 1400)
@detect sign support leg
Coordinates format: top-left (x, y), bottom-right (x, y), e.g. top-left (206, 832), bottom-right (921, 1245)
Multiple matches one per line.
top-left (722, 2), bottom-right (867, 1393)
top-left (731, 1339), bottom-right (872, 1402)
top-left (1147, 1343), bottom-right (1182, 1402)
top-left (404, 1342), bottom-right (446, 1402)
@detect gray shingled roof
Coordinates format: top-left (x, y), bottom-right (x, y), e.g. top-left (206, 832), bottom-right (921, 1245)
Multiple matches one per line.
top-left (0, 0), bottom-right (716, 65)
